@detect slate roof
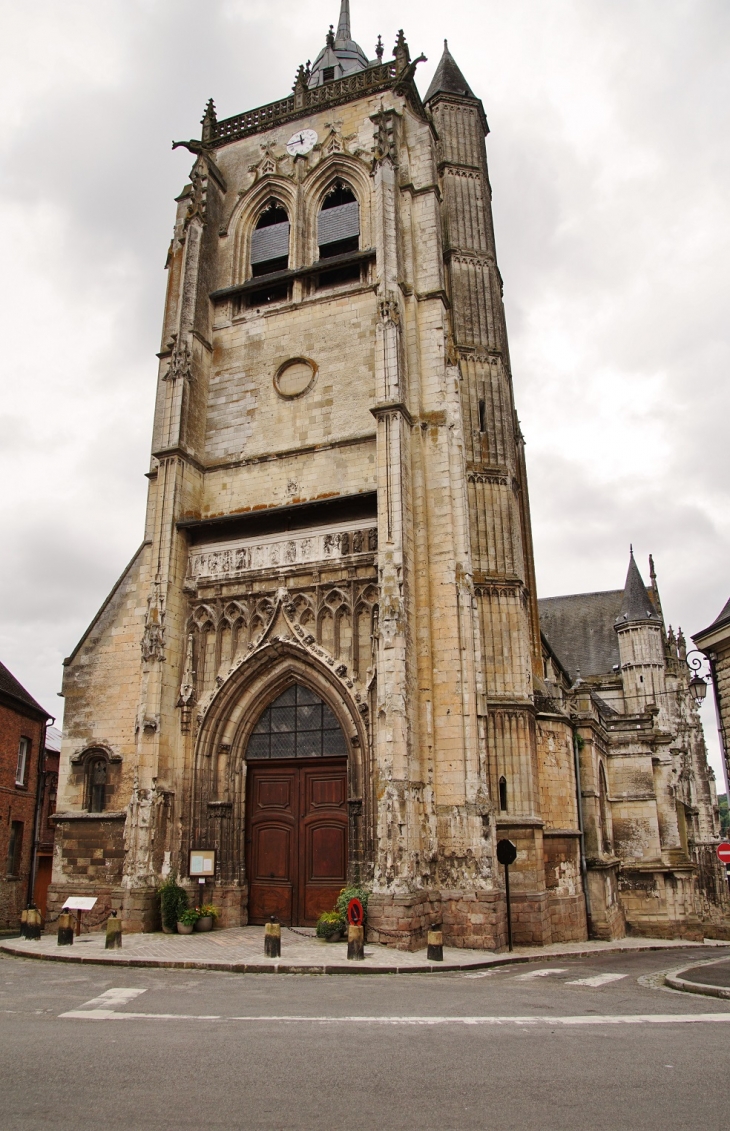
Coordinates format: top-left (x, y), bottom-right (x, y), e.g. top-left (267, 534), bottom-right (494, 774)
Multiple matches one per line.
top-left (694, 594), bottom-right (730, 641)
top-left (0, 660), bottom-right (50, 719)
top-left (424, 41), bottom-right (476, 102)
top-left (538, 591), bottom-right (624, 680)
top-left (45, 725), bottom-right (63, 753)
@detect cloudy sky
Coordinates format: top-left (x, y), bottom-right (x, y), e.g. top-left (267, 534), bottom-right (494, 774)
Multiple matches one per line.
top-left (1, 0), bottom-right (728, 779)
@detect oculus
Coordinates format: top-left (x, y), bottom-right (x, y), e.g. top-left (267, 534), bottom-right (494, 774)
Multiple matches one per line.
top-left (275, 357), bottom-right (317, 399)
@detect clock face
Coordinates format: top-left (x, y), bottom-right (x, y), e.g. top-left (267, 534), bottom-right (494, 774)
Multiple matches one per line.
top-left (286, 128), bottom-right (318, 156)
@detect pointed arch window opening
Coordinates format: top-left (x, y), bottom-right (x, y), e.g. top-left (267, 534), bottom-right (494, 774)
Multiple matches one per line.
top-left (88, 756), bottom-right (108, 813)
top-left (250, 200), bottom-right (290, 278)
top-left (318, 182), bottom-right (360, 261)
top-left (246, 683), bottom-right (348, 760)
top-left (499, 776), bottom-right (508, 812)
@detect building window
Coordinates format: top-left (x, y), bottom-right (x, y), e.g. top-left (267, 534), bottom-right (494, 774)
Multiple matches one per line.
top-left (322, 66), bottom-right (335, 83)
top-left (599, 763), bottom-right (612, 853)
top-left (88, 756), bottom-right (108, 813)
top-left (15, 737), bottom-right (30, 786)
top-left (478, 399), bottom-right (487, 433)
top-left (47, 773), bottom-right (58, 828)
top-left (499, 776), bottom-right (508, 812)
top-left (246, 683), bottom-right (347, 760)
top-left (6, 821), bottom-right (23, 877)
top-left (316, 182), bottom-right (361, 287)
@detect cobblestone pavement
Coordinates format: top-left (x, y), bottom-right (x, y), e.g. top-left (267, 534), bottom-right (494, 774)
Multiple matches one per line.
top-left (2, 927), bottom-right (726, 974)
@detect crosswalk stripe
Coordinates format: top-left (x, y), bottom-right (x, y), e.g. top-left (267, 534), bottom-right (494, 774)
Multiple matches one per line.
top-left (59, 1010), bottom-right (730, 1026)
top-left (565, 973), bottom-right (627, 987)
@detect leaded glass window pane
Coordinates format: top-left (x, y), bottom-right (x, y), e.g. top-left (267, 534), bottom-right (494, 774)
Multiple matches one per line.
top-left (246, 683), bottom-right (347, 760)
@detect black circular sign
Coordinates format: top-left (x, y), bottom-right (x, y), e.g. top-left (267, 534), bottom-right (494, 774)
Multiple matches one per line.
top-left (496, 838), bottom-right (517, 866)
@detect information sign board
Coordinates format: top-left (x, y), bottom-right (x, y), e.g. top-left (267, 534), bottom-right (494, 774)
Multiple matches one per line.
top-left (189, 849), bottom-right (216, 877)
top-left (62, 897), bottom-right (98, 911)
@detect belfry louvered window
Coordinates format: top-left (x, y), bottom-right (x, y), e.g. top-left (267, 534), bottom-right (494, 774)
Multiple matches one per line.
top-left (317, 183), bottom-right (359, 260)
top-left (250, 202), bottom-right (290, 278)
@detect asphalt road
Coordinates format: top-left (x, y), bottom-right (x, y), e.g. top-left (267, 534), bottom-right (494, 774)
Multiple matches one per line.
top-left (2, 945), bottom-right (730, 1131)
top-left (680, 957), bottom-right (730, 988)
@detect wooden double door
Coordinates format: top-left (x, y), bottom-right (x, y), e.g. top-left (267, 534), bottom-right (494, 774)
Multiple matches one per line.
top-left (246, 758), bottom-right (348, 926)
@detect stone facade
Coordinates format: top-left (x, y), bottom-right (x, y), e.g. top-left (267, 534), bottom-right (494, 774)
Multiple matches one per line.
top-left (539, 554), bottom-right (730, 941)
top-left (50, 6), bottom-right (726, 948)
top-left (693, 597), bottom-right (730, 826)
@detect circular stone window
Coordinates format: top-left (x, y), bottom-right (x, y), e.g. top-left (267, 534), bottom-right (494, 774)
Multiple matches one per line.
top-left (274, 357), bottom-right (317, 399)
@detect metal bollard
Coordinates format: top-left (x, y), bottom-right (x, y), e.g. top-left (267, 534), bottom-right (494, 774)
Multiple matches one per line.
top-left (264, 915), bottom-right (281, 958)
top-left (347, 923), bottom-right (365, 961)
top-left (105, 910), bottom-right (122, 950)
top-left (25, 907), bottom-right (42, 940)
top-left (57, 911), bottom-right (74, 946)
top-left (19, 908), bottom-right (28, 938)
top-left (427, 923), bottom-right (443, 962)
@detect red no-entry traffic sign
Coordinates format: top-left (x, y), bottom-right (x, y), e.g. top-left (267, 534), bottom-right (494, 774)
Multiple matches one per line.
top-left (716, 842), bottom-right (730, 865)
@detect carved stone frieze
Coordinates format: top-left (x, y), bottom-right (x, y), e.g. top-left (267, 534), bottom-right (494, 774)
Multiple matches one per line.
top-left (187, 522), bottom-right (378, 583)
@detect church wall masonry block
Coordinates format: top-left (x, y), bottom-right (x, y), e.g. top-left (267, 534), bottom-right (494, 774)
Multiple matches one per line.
top-left (50, 5), bottom-right (726, 947)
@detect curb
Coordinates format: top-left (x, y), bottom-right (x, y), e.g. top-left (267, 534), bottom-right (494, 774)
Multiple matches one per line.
top-left (3, 938), bottom-right (727, 976)
top-left (664, 957), bottom-right (730, 1000)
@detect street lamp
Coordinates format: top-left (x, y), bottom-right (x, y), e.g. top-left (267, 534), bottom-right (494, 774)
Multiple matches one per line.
top-left (686, 649), bottom-right (710, 706)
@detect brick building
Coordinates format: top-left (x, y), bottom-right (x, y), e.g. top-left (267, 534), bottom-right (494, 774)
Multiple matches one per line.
top-left (0, 661), bottom-right (52, 932)
top-left (49, 3), bottom-right (728, 946)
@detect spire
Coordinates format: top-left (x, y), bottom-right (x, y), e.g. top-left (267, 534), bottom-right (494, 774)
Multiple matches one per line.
top-left (615, 548), bottom-right (661, 627)
top-left (308, 1), bottom-right (368, 87)
top-left (424, 40), bottom-right (476, 103)
top-left (335, 0), bottom-right (351, 45)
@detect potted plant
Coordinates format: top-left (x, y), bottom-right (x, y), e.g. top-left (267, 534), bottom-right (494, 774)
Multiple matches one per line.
top-left (159, 874), bottom-right (188, 934)
top-left (195, 905), bottom-right (219, 932)
top-left (316, 910), bottom-right (345, 941)
top-left (177, 907), bottom-right (200, 935)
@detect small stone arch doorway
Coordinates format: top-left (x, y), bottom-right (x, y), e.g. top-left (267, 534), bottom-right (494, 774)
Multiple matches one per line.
top-left (245, 682), bottom-right (348, 926)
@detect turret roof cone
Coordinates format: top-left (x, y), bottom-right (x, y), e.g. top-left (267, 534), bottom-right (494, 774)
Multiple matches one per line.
top-left (424, 40), bottom-right (476, 102)
top-left (615, 549), bottom-right (661, 626)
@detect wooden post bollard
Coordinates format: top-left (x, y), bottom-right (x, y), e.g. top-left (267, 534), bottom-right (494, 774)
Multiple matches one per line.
top-left (427, 924), bottom-right (443, 962)
top-left (57, 911), bottom-right (75, 946)
top-left (264, 916), bottom-right (281, 958)
top-left (25, 907), bottom-right (42, 940)
top-left (347, 923), bottom-right (365, 961)
top-left (19, 908), bottom-right (28, 938)
top-left (105, 911), bottom-right (122, 950)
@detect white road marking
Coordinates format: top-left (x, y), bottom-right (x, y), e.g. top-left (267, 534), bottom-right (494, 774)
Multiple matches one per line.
top-left (463, 971), bottom-right (494, 979)
top-left (61, 987), bottom-right (148, 1017)
top-left (60, 1011), bottom-right (730, 1026)
top-left (515, 968), bottom-right (568, 980)
top-left (565, 973), bottom-right (628, 988)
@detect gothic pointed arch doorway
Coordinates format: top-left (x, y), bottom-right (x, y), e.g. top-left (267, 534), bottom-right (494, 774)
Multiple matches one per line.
top-left (245, 682), bottom-right (348, 925)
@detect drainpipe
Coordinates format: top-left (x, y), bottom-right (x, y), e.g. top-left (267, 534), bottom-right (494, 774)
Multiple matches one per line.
top-left (572, 729), bottom-right (593, 938)
top-left (26, 716), bottom-right (54, 911)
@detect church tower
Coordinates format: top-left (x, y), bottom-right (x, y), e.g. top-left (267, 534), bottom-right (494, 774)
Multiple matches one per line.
top-left (51, 6), bottom-right (585, 948)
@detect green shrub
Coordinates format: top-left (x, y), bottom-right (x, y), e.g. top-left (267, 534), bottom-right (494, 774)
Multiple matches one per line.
top-left (179, 907), bottom-right (201, 926)
top-left (158, 875), bottom-right (188, 931)
top-left (335, 885), bottom-right (369, 923)
top-left (316, 910), bottom-right (345, 939)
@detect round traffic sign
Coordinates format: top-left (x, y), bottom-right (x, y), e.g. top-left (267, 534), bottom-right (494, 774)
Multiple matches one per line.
top-left (347, 897), bottom-right (364, 926)
top-left (716, 842), bottom-right (730, 865)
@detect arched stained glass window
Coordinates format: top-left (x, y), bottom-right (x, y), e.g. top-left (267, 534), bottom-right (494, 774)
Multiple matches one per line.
top-left (246, 683), bottom-right (347, 760)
